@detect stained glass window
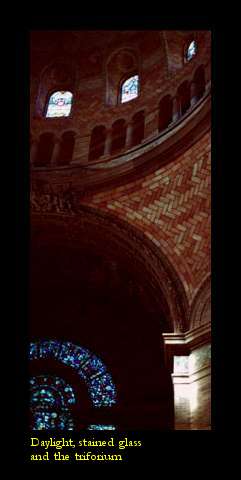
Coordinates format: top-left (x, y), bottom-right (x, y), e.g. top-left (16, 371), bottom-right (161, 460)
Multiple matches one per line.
top-left (120, 75), bottom-right (139, 103)
top-left (29, 340), bottom-right (117, 431)
top-left (30, 376), bottom-right (75, 430)
top-left (46, 91), bottom-right (73, 118)
top-left (186, 41), bottom-right (197, 62)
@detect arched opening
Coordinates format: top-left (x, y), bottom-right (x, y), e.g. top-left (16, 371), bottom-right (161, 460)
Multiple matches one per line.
top-left (131, 111), bottom-right (145, 146)
top-left (105, 48), bottom-right (139, 106)
top-left (89, 126), bottom-right (106, 161)
top-left (31, 209), bottom-right (189, 430)
top-left (177, 81), bottom-right (191, 116)
top-left (57, 131), bottom-right (75, 166)
top-left (111, 119), bottom-right (126, 154)
top-left (35, 133), bottom-right (54, 167)
top-left (193, 65), bottom-right (206, 101)
top-left (158, 95), bottom-right (173, 132)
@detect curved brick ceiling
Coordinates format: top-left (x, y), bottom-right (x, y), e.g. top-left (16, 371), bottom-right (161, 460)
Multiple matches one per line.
top-left (30, 30), bottom-right (211, 322)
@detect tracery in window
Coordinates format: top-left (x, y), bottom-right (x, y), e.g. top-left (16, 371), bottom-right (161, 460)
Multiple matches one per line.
top-left (46, 91), bottom-right (73, 118)
top-left (120, 75), bottom-right (139, 103)
top-left (186, 40), bottom-right (197, 62)
top-left (30, 375), bottom-right (75, 430)
top-left (29, 340), bottom-right (117, 431)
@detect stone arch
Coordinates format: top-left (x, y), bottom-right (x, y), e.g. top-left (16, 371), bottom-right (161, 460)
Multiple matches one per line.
top-left (35, 132), bottom-right (55, 167)
top-left (105, 47), bottom-right (140, 106)
top-left (158, 95), bottom-right (173, 132)
top-left (89, 125), bottom-right (106, 161)
top-left (35, 59), bottom-right (76, 117)
top-left (131, 110), bottom-right (145, 146)
top-left (57, 131), bottom-right (76, 166)
top-left (177, 81), bottom-right (191, 116)
top-left (31, 204), bottom-right (189, 333)
top-left (111, 119), bottom-right (127, 154)
top-left (189, 275), bottom-right (211, 330)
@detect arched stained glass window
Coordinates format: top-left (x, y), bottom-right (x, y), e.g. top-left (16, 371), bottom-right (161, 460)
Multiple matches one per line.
top-left (30, 375), bottom-right (75, 430)
top-left (120, 75), bottom-right (139, 103)
top-left (186, 40), bottom-right (197, 62)
top-left (29, 340), bottom-right (117, 431)
top-left (46, 91), bottom-right (73, 118)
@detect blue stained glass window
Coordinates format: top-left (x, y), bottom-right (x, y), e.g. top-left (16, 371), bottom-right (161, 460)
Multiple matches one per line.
top-left (29, 340), bottom-right (117, 431)
top-left (186, 41), bottom-right (197, 61)
top-left (46, 91), bottom-right (73, 118)
top-left (89, 373), bottom-right (116, 407)
top-left (30, 376), bottom-right (75, 430)
top-left (38, 340), bottom-right (61, 359)
top-left (30, 342), bottom-right (38, 360)
top-left (120, 75), bottom-right (139, 103)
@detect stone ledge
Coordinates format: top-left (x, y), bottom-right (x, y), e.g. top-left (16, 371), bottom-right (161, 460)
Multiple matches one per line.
top-left (31, 93), bottom-right (211, 196)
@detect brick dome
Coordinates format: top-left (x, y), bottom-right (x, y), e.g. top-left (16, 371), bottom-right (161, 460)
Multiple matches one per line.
top-left (30, 30), bottom-right (211, 431)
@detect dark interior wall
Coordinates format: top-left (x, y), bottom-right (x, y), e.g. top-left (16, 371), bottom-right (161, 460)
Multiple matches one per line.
top-left (30, 245), bottom-right (174, 430)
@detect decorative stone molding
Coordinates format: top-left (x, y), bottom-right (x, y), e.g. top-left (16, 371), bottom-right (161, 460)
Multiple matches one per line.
top-left (163, 323), bottom-right (211, 430)
top-left (31, 183), bottom-right (76, 215)
top-left (163, 321), bottom-right (211, 371)
top-left (31, 92), bottom-right (211, 196)
top-left (189, 275), bottom-right (211, 330)
top-left (31, 205), bottom-right (189, 333)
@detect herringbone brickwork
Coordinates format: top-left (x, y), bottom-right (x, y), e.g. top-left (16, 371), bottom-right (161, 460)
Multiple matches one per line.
top-left (81, 131), bottom-right (211, 305)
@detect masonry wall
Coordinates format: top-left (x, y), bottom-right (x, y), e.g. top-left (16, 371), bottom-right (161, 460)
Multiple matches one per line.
top-left (30, 31), bottom-right (211, 165)
top-left (81, 130), bottom-right (211, 306)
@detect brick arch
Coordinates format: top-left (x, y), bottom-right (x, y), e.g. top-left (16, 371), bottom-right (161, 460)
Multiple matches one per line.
top-left (189, 275), bottom-right (211, 330)
top-left (36, 59), bottom-right (77, 118)
top-left (105, 47), bottom-right (140, 107)
top-left (35, 132), bottom-right (55, 167)
top-left (31, 204), bottom-right (189, 333)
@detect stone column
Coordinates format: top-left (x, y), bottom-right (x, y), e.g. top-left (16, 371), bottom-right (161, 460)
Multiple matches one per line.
top-left (190, 81), bottom-right (198, 107)
top-left (50, 137), bottom-right (61, 166)
top-left (163, 324), bottom-right (211, 431)
top-left (172, 355), bottom-right (191, 430)
top-left (172, 96), bottom-right (180, 122)
top-left (144, 110), bottom-right (159, 139)
top-left (30, 138), bottom-right (39, 166)
top-left (189, 344), bottom-right (211, 430)
top-left (104, 129), bottom-right (112, 156)
top-left (125, 121), bottom-right (133, 149)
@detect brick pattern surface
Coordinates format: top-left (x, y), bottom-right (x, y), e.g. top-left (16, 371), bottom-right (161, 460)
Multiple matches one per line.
top-left (81, 131), bottom-right (211, 305)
